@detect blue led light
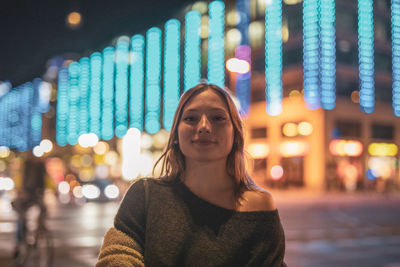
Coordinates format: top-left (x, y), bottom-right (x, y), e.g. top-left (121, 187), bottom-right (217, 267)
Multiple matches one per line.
top-left (130, 34), bottom-right (145, 131)
top-left (164, 19), bottom-right (181, 130)
top-left (358, 0), bottom-right (375, 113)
top-left (265, 0), bottom-right (283, 115)
top-left (79, 57), bottom-right (90, 135)
top-left (89, 52), bottom-right (102, 137)
top-left (115, 40), bottom-right (129, 137)
top-left (235, 0), bottom-right (251, 116)
top-left (30, 78), bottom-right (42, 148)
top-left (392, 0), bottom-right (400, 116)
top-left (184, 10), bottom-right (201, 91)
top-left (319, 0), bottom-right (336, 110)
top-left (145, 27), bottom-right (162, 134)
top-left (67, 62), bottom-right (80, 145)
top-left (102, 46), bottom-right (115, 140)
top-left (303, 0), bottom-right (320, 110)
top-left (208, 0), bottom-right (225, 88)
top-left (56, 66), bottom-right (69, 146)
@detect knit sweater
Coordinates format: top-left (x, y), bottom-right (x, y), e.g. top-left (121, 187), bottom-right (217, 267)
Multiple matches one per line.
top-left (96, 178), bottom-right (286, 267)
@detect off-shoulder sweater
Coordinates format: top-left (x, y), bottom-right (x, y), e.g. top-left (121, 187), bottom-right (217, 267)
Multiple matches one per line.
top-left (96, 178), bottom-right (286, 267)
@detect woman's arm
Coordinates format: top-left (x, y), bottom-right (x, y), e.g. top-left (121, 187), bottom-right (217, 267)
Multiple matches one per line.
top-left (96, 179), bottom-right (148, 266)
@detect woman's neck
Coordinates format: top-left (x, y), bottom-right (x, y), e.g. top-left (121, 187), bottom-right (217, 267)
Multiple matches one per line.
top-left (181, 159), bottom-right (236, 208)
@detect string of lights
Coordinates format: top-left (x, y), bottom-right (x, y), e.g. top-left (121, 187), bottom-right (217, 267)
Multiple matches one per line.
top-left (130, 35), bottom-right (145, 131)
top-left (89, 52), bottom-right (102, 137)
top-left (101, 46), bottom-right (115, 140)
top-left (184, 10), bottom-right (201, 91)
top-left (163, 19), bottom-right (181, 131)
top-left (115, 40), bottom-right (130, 138)
top-left (392, 0), bottom-right (400, 116)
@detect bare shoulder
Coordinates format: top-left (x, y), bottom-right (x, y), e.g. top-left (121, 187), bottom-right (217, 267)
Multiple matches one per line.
top-left (238, 188), bottom-right (276, 212)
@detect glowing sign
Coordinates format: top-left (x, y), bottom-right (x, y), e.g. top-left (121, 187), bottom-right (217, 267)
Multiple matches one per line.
top-left (358, 0), bottom-right (375, 113)
top-left (247, 143), bottom-right (270, 158)
top-left (265, 0), bottom-right (282, 115)
top-left (368, 143), bottom-right (398, 157)
top-left (329, 139), bottom-right (363, 157)
top-left (208, 0), bottom-right (225, 88)
top-left (280, 141), bottom-right (309, 157)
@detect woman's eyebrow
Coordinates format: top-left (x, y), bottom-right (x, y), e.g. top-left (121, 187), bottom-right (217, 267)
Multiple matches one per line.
top-left (184, 108), bottom-right (227, 113)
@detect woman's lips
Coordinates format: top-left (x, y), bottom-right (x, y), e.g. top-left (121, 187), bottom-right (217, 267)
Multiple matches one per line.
top-left (192, 139), bottom-right (217, 145)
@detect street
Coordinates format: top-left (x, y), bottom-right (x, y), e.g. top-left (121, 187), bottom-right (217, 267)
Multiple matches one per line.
top-left (0, 191), bottom-right (399, 267)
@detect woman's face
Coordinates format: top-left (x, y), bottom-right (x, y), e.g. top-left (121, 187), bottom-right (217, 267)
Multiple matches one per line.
top-left (177, 89), bottom-right (234, 164)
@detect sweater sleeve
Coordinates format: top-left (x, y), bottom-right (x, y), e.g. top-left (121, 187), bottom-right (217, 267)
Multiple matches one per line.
top-left (246, 211), bottom-right (287, 267)
top-left (96, 178), bottom-right (147, 266)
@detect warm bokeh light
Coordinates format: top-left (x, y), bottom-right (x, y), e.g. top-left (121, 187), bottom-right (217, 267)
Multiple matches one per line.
top-left (67, 11), bottom-right (82, 28)
top-left (226, 10), bottom-right (240, 26)
top-left (270, 165), bottom-right (284, 180)
top-left (0, 177), bottom-right (14, 191)
top-left (141, 133), bottom-right (152, 149)
top-left (72, 185), bottom-right (83, 198)
top-left (284, 0), bottom-right (303, 4)
top-left (329, 139), bottom-right (363, 157)
top-left (368, 157), bottom-right (397, 179)
top-left (282, 23), bottom-right (289, 43)
top-left (33, 145), bottom-right (44, 157)
top-left (298, 121), bottom-right (313, 136)
top-left (78, 133), bottom-right (99, 148)
top-left (40, 139), bottom-right (53, 153)
top-left (282, 123), bottom-right (297, 137)
top-left (247, 143), bottom-right (270, 159)
top-left (351, 90), bottom-right (359, 103)
top-left (226, 58), bottom-right (250, 74)
top-left (93, 141), bottom-right (109, 155)
top-left (122, 128), bottom-right (141, 180)
top-left (58, 181), bottom-right (70, 194)
top-left (104, 184), bottom-right (120, 199)
top-left (0, 146), bottom-right (10, 158)
top-left (280, 141), bottom-right (309, 157)
top-left (82, 184), bottom-right (100, 199)
top-left (368, 143), bottom-right (398, 157)
top-left (289, 90), bottom-right (301, 98)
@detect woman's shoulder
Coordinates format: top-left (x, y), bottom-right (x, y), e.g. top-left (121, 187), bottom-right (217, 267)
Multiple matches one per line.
top-left (238, 187), bottom-right (276, 212)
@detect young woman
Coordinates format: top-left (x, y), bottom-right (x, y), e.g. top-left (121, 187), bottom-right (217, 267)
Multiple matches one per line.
top-left (96, 83), bottom-right (286, 266)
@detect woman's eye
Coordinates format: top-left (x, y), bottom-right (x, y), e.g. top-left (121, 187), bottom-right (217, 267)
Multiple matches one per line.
top-left (214, 116), bottom-right (226, 121)
top-left (183, 116), bottom-right (196, 122)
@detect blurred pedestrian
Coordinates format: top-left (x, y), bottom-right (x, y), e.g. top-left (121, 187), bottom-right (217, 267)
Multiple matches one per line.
top-left (96, 83), bottom-right (286, 266)
top-left (12, 151), bottom-right (47, 258)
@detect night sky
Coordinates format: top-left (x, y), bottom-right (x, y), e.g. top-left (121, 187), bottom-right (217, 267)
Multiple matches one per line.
top-left (0, 0), bottom-right (193, 86)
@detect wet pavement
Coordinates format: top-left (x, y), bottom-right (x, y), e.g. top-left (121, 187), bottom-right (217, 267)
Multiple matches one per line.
top-left (0, 190), bottom-right (399, 267)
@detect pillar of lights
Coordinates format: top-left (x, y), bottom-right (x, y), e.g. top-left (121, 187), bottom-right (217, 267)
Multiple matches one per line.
top-left (130, 35), bottom-right (145, 131)
top-left (115, 40), bottom-right (129, 137)
top-left (208, 0), bottom-right (225, 88)
top-left (392, 0), bottom-right (400, 116)
top-left (89, 52), bottom-right (102, 137)
top-left (235, 0), bottom-right (251, 116)
top-left (358, 0), bottom-right (375, 113)
top-left (184, 10), bottom-right (201, 91)
top-left (265, 0), bottom-right (283, 115)
top-left (0, 87), bottom-right (6, 146)
top-left (102, 46), bottom-right (115, 140)
top-left (319, 0), bottom-right (336, 110)
top-left (56, 66), bottom-right (69, 146)
top-left (79, 57), bottom-right (90, 135)
top-left (303, 0), bottom-right (320, 110)
top-left (67, 62), bottom-right (80, 145)
top-left (30, 78), bottom-right (42, 148)
top-left (163, 19), bottom-right (181, 130)
top-left (145, 27), bottom-right (162, 134)
top-left (16, 84), bottom-right (31, 151)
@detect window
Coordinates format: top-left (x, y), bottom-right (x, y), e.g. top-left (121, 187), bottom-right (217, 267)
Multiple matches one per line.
top-left (251, 127), bottom-right (267, 139)
top-left (371, 124), bottom-right (394, 140)
top-left (335, 120), bottom-right (362, 138)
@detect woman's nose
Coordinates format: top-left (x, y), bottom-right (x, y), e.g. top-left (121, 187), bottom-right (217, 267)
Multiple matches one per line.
top-left (198, 115), bottom-right (211, 134)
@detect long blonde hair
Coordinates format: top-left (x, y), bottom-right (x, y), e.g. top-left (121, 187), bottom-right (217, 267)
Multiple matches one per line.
top-left (153, 83), bottom-right (255, 202)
